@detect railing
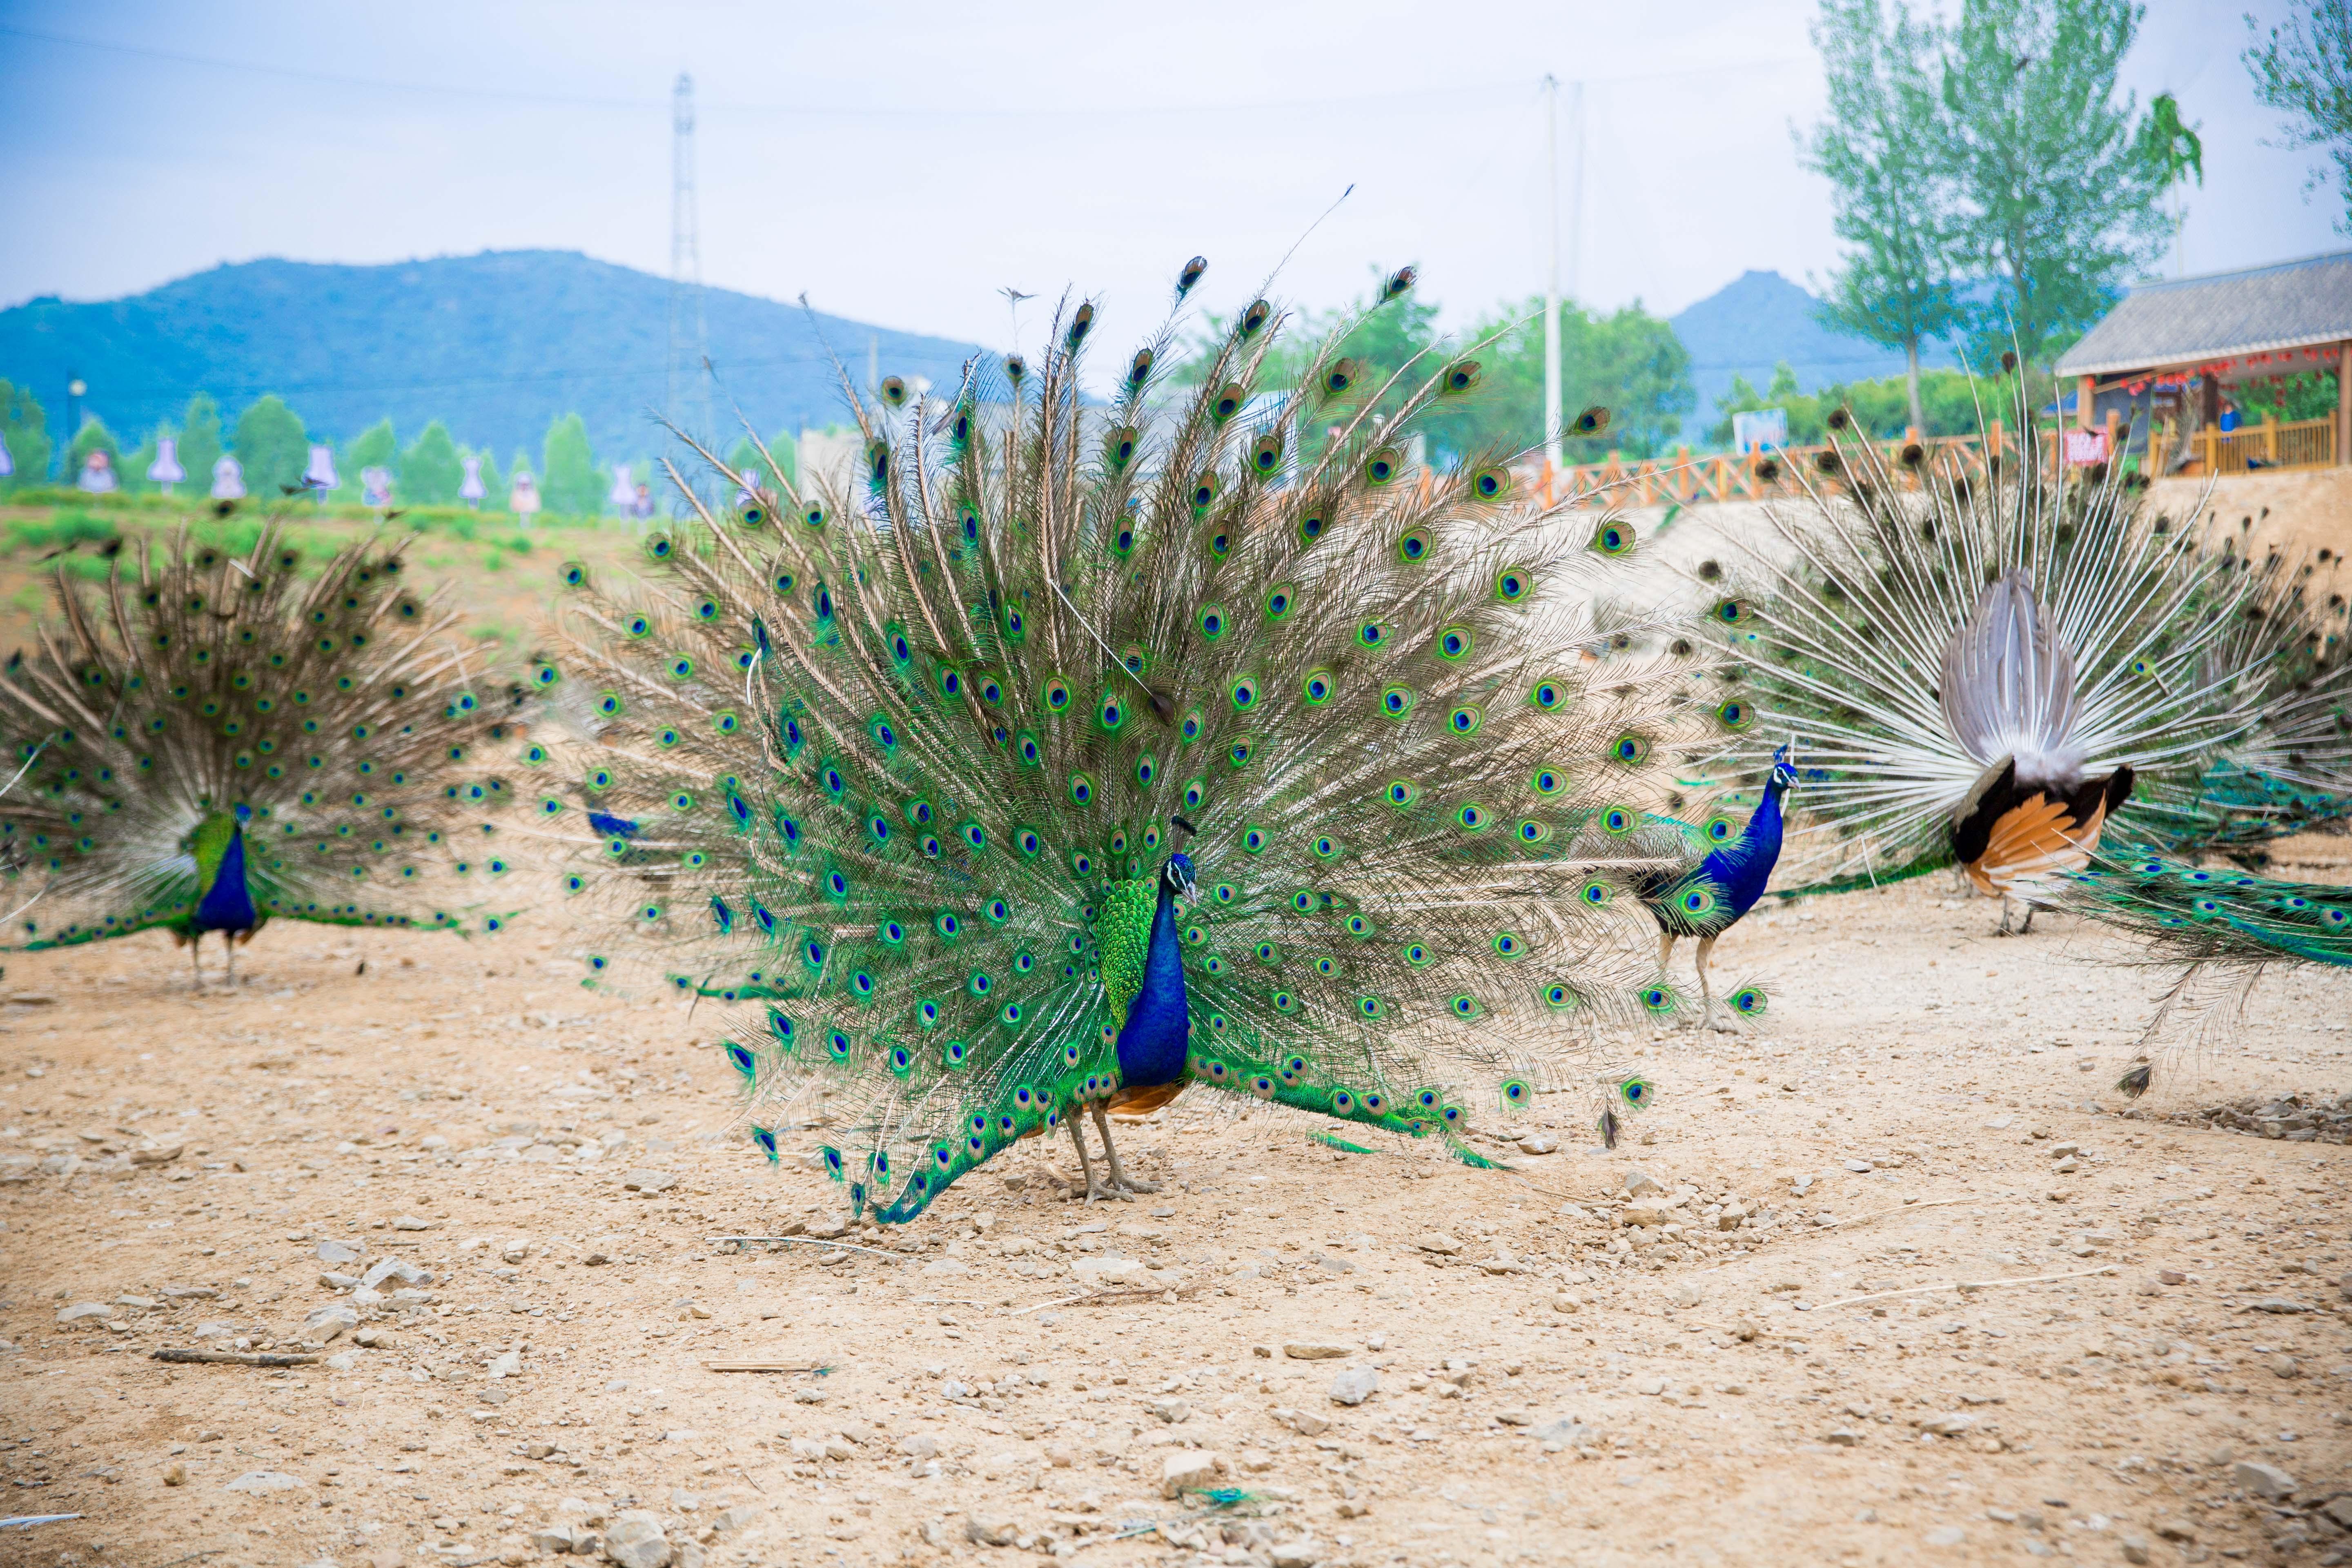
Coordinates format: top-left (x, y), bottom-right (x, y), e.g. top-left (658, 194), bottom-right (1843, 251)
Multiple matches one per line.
top-left (1542, 412), bottom-right (2341, 509)
top-left (1532, 428), bottom-right (2017, 510)
top-left (2173, 414), bottom-right (2342, 474)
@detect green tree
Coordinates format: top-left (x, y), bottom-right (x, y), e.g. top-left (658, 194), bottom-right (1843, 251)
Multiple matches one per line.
top-left (724, 430), bottom-right (799, 489)
top-left (0, 381), bottom-right (53, 490)
top-left (2244, 4), bottom-right (2352, 234)
top-left (177, 394), bottom-right (223, 496)
top-left (1427, 298), bottom-right (1694, 463)
top-left (540, 414), bottom-right (601, 517)
top-left (1939, 0), bottom-right (2174, 369)
top-left (65, 416), bottom-right (123, 490)
top-left (1708, 365), bottom-right (1830, 448)
top-left (1803, 0), bottom-right (1964, 435)
top-left (232, 395), bottom-right (310, 497)
top-left (345, 419), bottom-right (399, 497)
top-left (401, 421), bottom-right (463, 506)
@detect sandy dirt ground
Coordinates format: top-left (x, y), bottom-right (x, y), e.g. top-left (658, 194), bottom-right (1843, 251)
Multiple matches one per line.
top-left (2, 854), bottom-right (2349, 1568)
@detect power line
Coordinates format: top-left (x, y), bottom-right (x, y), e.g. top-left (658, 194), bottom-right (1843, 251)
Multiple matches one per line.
top-left (0, 22), bottom-right (1802, 121)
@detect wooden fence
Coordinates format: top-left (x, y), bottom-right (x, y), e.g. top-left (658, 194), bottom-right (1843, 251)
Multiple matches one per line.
top-left (1541, 413), bottom-right (2339, 510)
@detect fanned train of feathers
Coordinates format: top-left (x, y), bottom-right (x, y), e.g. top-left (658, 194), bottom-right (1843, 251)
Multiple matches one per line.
top-left (0, 523), bottom-right (521, 949)
top-left (1699, 412), bottom-right (2352, 887)
top-left (537, 271), bottom-right (1730, 1220)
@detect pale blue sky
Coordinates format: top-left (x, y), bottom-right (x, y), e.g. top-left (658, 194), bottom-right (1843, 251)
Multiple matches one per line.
top-left (0, 0), bottom-right (2338, 346)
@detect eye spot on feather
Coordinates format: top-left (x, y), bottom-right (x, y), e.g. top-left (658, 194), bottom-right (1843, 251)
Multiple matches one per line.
top-left (1589, 520), bottom-right (1633, 557)
top-left (1367, 448), bottom-right (1403, 487)
top-left (1448, 704), bottom-right (1483, 736)
top-left (1297, 513), bottom-right (1327, 547)
top-left (1380, 685), bottom-right (1416, 720)
top-left (1240, 825), bottom-right (1268, 854)
top-left (1610, 733), bottom-right (1651, 765)
top-left (1301, 670), bottom-right (1334, 705)
top-left (1264, 583), bottom-right (1296, 622)
top-left (1198, 604), bottom-right (1227, 641)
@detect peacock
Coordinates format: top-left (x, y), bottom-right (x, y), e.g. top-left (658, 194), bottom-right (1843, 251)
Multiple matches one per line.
top-left (1613, 743), bottom-right (1795, 1030)
top-left (0, 522), bottom-right (519, 987)
top-left (537, 261), bottom-right (1724, 1218)
top-left (1700, 402), bottom-right (2352, 931)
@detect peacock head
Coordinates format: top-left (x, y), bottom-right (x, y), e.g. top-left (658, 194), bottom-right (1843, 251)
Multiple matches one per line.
top-left (1164, 812), bottom-right (1199, 903)
top-left (232, 802), bottom-right (253, 825)
top-left (1768, 744), bottom-right (1798, 794)
top-left (1162, 852), bottom-right (1196, 904)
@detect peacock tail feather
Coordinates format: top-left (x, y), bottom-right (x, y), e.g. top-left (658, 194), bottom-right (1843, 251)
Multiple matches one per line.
top-left (2043, 851), bottom-right (2352, 971)
top-left (0, 523), bottom-right (520, 950)
top-left (543, 269), bottom-right (1711, 1221)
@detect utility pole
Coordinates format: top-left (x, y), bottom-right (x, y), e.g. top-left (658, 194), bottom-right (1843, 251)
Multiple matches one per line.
top-left (666, 71), bottom-right (712, 505)
top-left (1542, 77), bottom-right (1562, 486)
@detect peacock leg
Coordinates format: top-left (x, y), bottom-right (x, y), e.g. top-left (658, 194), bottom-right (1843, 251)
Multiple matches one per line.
top-left (1995, 896), bottom-right (2015, 935)
top-left (1066, 1115), bottom-right (1106, 1203)
top-left (225, 936), bottom-right (236, 989)
top-left (1695, 934), bottom-right (1732, 1032)
top-left (1091, 1103), bottom-right (1160, 1196)
top-left (2017, 904), bottom-right (2036, 935)
top-left (1655, 931), bottom-right (1673, 973)
top-left (189, 933), bottom-right (204, 991)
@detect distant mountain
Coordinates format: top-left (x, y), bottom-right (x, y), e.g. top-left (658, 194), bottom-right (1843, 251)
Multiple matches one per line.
top-left (0, 250), bottom-right (985, 473)
top-left (1669, 269), bottom-right (1962, 421)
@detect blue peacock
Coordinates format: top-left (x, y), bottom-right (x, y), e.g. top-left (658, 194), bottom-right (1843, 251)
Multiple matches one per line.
top-left (1616, 744), bottom-right (1796, 1032)
top-left (537, 262), bottom-right (1719, 1216)
top-left (0, 523), bottom-right (519, 987)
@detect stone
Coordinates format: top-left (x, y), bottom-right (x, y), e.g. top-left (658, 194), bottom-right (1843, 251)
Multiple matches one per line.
top-left (621, 1170), bottom-right (677, 1196)
top-left (966, 1515), bottom-right (1019, 1547)
top-left (1621, 1169), bottom-right (1661, 1196)
top-left (1270, 1541), bottom-right (1323, 1568)
top-left (2232, 1461), bottom-right (2296, 1499)
top-left (1620, 1206), bottom-right (1670, 1228)
top-left (1272, 1407), bottom-right (1330, 1437)
top-left (1328, 1365), bottom-right (1378, 1406)
top-left (2153, 1520), bottom-right (2197, 1542)
top-left (1530, 1417), bottom-right (1596, 1448)
top-left (327, 1351), bottom-right (358, 1371)
top-left (304, 1305), bottom-right (359, 1342)
top-left (1070, 1256), bottom-right (1149, 1288)
top-left (898, 1434), bottom-right (942, 1459)
top-left (55, 1301), bottom-right (113, 1325)
top-left (488, 1350), bottom-right (521, 1379)
top-left (1517, 1134), bottom-right (1557, 1155)
top-left (392, 1215), bottom-right (432, 1231)
top-left (2326, 1499), bottom-right (2352, 1532)
top-left (1162, 1450), bottom-right (1223, 1500)
top-left (1238, 1449), bottom-right (1276, 1473)
top-left (527, 1530), bottom-right (572, 1555)
top-left (1283, 1341), bottom-right (1353, 1360)
top-left (1416, 1232), bottom-right (1462, 1255)
top-left (604, 1510), bottom-right (673, 1568)
top-left (1842, 1159), bottom-right (1873, 1173)
top-left (2120, 1537), bottom-right (2152, 1566)
top-left (1924, 1526), bottom-right (1966, 1548)
top-left (163, 1461), bottom-right (188, 1486)
top-left (315, 1239), bottom-right (365, 1266)
top-left (223, 1470), bottom-right (307, 1492)
top-left (2250, 1297), bottom-right (2312, 1314)
top-left (319, 1271), bottom-right (361, 1291)
top-left (2268, 1354), bottom-right (2299, 1379)
top-left (1916, 1412), bottom-right (1974, 1437)
top-left (1665, 1281), bottom-right (1702, 1309)
top-left (711, 1505), bottom-right (760, 1535)
top-left (1823, 1429), bottom-right (1865, 1446)
top-left (1149, 1399), bottom-right (1190, 1424)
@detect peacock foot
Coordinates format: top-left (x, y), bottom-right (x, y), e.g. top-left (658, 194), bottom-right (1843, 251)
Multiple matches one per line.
top-left (1109, 1174), bottom-right (1161, 1195)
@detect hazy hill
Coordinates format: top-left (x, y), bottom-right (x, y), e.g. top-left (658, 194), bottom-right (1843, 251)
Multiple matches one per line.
top-left (1669, 269), bottom-right (1962, 421)
top-left (0, 249), bottom-right (984, 468)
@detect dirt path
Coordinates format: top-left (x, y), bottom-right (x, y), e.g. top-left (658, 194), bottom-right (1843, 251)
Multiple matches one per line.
top-left (2, 871), bottom-right (2347, 1568)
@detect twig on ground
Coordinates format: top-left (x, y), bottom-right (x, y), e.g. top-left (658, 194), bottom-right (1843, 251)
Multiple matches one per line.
top-left (707, 1235), bottom-right (899, 1260)
top-left (702, 1361), bottom-right (828, 1374)
top-left (0, 1515), bottom-right (84, 1530)
top-left (1816, 1196), bottom-right (1975, 1229)
top-left (1800, 1264), bottom-right (2117, 1312)
top-left (151, 1348), bottom-right (323, 1366)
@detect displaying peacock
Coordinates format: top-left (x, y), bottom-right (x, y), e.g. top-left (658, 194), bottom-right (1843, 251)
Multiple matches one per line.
top-left (1700, 403), bottom-right (2351, 930)
top-left (539, 262), bottom-right (1721, 1218)
top-left (1607, 743), bottom-right (1795, 1031)
top-left (0, 522), bottom-right (519, 986)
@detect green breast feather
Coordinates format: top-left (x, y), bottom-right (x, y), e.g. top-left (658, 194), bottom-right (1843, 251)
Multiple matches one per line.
top-left (188, 812), bottom-right (238, 893)
top-left (1097, 878), bottom-right (1156, 1029)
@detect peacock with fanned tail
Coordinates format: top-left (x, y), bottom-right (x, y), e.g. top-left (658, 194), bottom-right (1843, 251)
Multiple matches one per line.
top-left (1697, 401), bottom-right (2352, 1085)
top-left (0, 523), bottom-right (519, 986)
top-left (538, 260), bottom-right (1714, 1218)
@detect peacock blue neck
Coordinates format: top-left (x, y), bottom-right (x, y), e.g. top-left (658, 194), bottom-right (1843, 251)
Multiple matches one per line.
top-left (1703, 773), bottom-right (1789, 919)
top-left (1114, 871), bottom-right (1190, 1087)
top-left (194, 822), bottom-right (259, 934)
